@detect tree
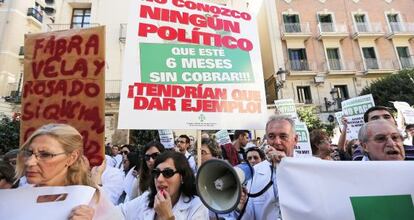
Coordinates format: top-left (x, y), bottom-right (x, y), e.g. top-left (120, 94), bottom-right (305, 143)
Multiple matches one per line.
top-left (297, 106), bottom-right (335, 136)
top-left (359, 69), bottom-right (414, 108)
top-left (0, 114), bottom-right (20, 155)
top-left (129, 130), bottom-right (160, 146)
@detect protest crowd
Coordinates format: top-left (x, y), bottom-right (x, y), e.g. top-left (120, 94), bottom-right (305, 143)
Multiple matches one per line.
top-left (1, 105), bottom-right (413, 220)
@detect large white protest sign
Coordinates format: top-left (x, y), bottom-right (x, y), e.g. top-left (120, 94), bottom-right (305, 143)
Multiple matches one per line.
top-left (278, 158), bottom-right (414, 220)
top-left (215, 129), bottom-right (232, 145)
top-left (118, 0), bottom-right (267, 129)
top-left (158, 129), bottom-right (175, 149)
top-left (341, 94), bottom-right (375, 140)
top-left (0, 185), bottom-right (95, 220)
top-left (393, 101), bottom-right (414, 125)
top-left (274, 99), bottom-right (299, 122)
top-left (294, 122), bottom-right (312, 157)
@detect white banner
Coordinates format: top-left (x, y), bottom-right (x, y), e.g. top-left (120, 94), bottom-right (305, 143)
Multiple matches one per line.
top-left (341, 94), bottom-right (375, 140)
top-left (118, 0), bottom-right (267, 129)
top-left (215, 129), bottom-right (232, 145)
top-left (158, 129), bottom-right (175, 149)
top-left (278, 158), bottom-right (414, 220)
top-left (0, 185), bottom-right (95, 220)
top-left (294, 122), bottom-right (312, 157)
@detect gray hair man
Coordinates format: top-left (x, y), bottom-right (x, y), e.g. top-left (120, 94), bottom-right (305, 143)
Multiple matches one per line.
top-left (358, 119), bottom-right (405, 161)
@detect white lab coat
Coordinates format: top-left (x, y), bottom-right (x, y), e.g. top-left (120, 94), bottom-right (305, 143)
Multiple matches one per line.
top-left (118, 191), bottom-right (209, 220)
top-left (101, 165), bottom-right (125, 205)
top-left (241, 160), bottom-right (280, 220)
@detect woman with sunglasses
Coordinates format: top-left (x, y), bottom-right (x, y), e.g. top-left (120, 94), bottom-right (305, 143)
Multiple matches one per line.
top-left (128, 141), bottom-right (165, 200)
top-left (15, 123), bottom-right (122, 219)
top-left (118, 151), bottom-right (209, 219)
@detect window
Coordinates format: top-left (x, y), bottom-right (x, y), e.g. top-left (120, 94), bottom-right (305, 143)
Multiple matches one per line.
top-left (297, 86), bottom-right (312, 104)
top-left (288, 49), bottom-right (309, 71)
top-left (396, 47), bottom-right (413, 69)
top-left (334, 85), bottom-right (349, 100)
top-left (318, 14), bottom-right (334, 32)
top-left (283, 14), bottom-right (301, 33)
top-left (71, 8), bottom-right (91, 28)
top-left (326, 48), bottom-right (342, 70)
top-left (387, 14), bottom-right (401, 32)
top-left (362, 47), bottom-right (379, 69)
top-left (354, 14), bottom-right (368, 32)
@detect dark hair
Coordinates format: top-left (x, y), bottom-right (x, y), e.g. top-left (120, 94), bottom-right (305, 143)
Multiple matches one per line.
top-left (148, 151), bottom-right (196, 208)
top-left (125, 152), bottom-right (140, 173)
top-left (246, 147), bottom-right (265, 160)
top-left (139, 141), bottom-right (165, 193)
top-left (201, 138), bottom-right (222, 158)
top-left (406, 124), bottom-right (414, 130)
top-left (0, 160), bottom-right (18, 188)
top-left (310, 129), bottom-right (329, 156)
top-left (234, 130), bottom-right (249, 139)
top-left (178, 135), bottom-right (190, 144)
top-left (4, 149), bottom-right (19, 163)
top-left (363, 106), bottom-right (394, 123)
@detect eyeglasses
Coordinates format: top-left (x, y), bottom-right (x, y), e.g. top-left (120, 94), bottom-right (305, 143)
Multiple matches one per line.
top-left (370, 134), bottom-right (403, 144)
top-left (144, 152), bottom-right (160, 161)
top-left (177, 140), bottom-right (187, 144)
top-left (21, 149), bottom-right (66, 161)
top-left (121, 150), bottom-right (129, 155)
top-left (151, 168), bottom-right (179, 178)
top-left (247, 156), bottom-right (260, 160)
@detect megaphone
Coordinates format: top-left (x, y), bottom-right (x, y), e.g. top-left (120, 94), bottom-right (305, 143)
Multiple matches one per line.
top-left (196, 159), bottom-right (253, 214)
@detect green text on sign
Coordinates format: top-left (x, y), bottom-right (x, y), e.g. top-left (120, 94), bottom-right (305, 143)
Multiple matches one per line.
top-left (140, 43), bottom-right (254, 84)
top-left (350, 194), bottom-right (414, 220)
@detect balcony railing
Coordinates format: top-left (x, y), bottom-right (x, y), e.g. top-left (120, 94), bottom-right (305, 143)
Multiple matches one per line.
top-left (388, 22), bottom-right (414, 33)
top-left (47, 23), bottom-right (100, 31)
top-left (400, 57), bottom-right (414, 69)
top-left (105, 80), bottom-right (121, 100)
top-left (364, 58), bottom-right (379, 69)
top-left (27, 7), bottom-right (43, 23)
top-left (282, 23), bottom-right (311, 34)
top-left (362, 59), bottom-right (398, 71)
top-left (321, 60), bottom-right (357, 72)
top-left (353, 22), bottom-right (383, 33)
top-left (288, 59), bottom-right (311, 71)
top-left (318, 23), bottom-right (348, 33)
top-left (328, 59), bottom-right (342, 70)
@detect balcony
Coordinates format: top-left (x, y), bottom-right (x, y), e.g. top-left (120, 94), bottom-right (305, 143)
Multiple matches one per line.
top-left (399, 57), bottom-right (414, 70)
top-left (317, 23), bottom-right (348, 40)
top-left (27, 7), bottom-right (43, 24)
top-left (321, 59), bottom-right (357, 75)
top-left (47, 23), bottom-right (100, 31)
top-left (286, 60), bottom-right (317, 75)
top-left (386, 22), bottom-right (414, 39)
top-left (281, 23), bottom-right (312, 41)
top-left (105, 80), bottom-right (121, 100)
top-left (352, 22), bottom-right (384, 39)
top-left (361, 59), bottom-right (398, 74)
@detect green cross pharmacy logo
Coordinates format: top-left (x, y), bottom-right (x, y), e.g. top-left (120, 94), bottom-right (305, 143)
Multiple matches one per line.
top-left (198, 114), bottom-right (206, 122)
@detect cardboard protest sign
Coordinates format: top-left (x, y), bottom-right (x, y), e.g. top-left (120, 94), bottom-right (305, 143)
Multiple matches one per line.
top-left (158, 129), bottom-right (175, 149)
top-left (21, 26), bottom-right (105, 166)
top-left (274, 99), bottom-right (299, 122)
top-left (0, 185), bottom-right (95, 220)
top-left (278, 158), bottom-right (414, 220)
top-left (118, 0), bottom-right (267, 129)
top-left (294, 122), bottom-right (312, 157)
top-left (341, 94), bottom-right (375, 140)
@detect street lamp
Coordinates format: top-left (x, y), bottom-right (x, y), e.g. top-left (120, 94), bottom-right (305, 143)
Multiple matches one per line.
top-left (324, 87), bottom-right (339, 111)
top-left (274, 68), bottom-right (287, 93)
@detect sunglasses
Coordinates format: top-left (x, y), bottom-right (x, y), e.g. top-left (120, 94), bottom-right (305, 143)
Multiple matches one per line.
top-left (151, 168), bottom-right (179, 178)
top-left (144, 152), bottom-right (160, 161)
top-left (121, 150), bottom-right (129, 155)
top-left (247, 156), bottom-right (260, 160)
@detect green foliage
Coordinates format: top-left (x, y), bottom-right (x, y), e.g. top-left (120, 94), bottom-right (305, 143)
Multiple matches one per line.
top-left (129, 130), bottom-right (160, 146)
top-left (297, 106), bottom-right (335, 136)
top-left (0, 115), bottom-right (20, 155)
top-left (360, 69), bottom-right (414, 108)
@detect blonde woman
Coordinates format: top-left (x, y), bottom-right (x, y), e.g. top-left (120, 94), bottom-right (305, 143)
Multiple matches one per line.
top-left (15, 123), bottom-right (122, 220)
